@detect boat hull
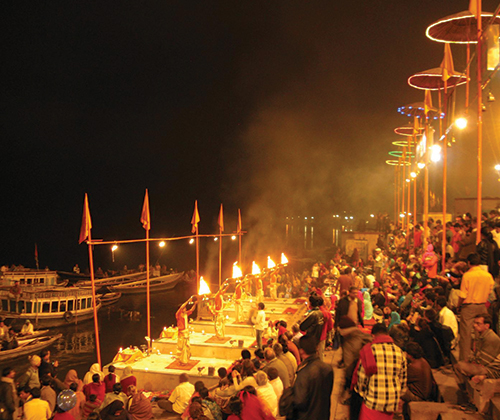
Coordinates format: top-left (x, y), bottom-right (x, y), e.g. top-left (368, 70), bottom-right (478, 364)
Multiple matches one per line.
top-left (3, 308), bottom-right (99, 328)
top-left (0, 334), bottom-right (62, 363)
top-left (110, 273), bottom-right (184, 295)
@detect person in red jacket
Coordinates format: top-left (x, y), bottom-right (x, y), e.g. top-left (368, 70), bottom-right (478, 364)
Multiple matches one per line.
top-left (83, 374), bottom-right (105, 402)
top-left (318, 297), bottom-right (333, 361)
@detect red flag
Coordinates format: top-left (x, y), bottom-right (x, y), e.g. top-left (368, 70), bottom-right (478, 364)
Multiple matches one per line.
top-left (424, 90), bottom-right (433, 116)
top-left (141, 189), bottom-right (151, 231)
top-left (191, 201), bottom-right (200, 233)
top-left (34, 243), bottom-right (39, 269)
top-left (79, 193), bottom-right (92, 244)
top-left (237, 209), bottom-right (242, 234)
top-left (440, 43), bottom-right (454, 82)
top-left (218, 204), bottom-right (224, 232)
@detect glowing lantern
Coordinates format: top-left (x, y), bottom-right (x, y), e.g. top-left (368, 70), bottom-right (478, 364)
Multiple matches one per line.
top-left (267, 256), bottom-right (276, 269)
top-left (252, 261), bottom-right (261, 275)
top-left (232, 262), bottom-right (243, 278)
top-left (198, 277), bottom-right (211, 295)
top-left (281, 253), bottom-right (288, 265)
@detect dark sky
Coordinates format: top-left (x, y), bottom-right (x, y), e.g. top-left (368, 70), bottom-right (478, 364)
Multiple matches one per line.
top-left (2, 1), bottom-right (500, 274)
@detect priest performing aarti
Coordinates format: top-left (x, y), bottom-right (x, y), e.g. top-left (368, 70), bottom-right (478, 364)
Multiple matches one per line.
top-left (209, 282), bottom-right (230, 339)
top-left (175, 296), bottom-right (198, 365)
top-left (233, 278), bottom-right (248, 323)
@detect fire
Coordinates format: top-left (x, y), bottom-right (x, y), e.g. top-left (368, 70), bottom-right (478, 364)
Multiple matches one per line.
top-left (267, 256), bottom-right (276, 269)
top-left (232, 262), bottom-right (243, 278)
top-left (198, 277), bottom-right (211, 295)
top-left (252, 261), bottom-right (261, 275)
top-left (281, 253), bottom-right (288, 265)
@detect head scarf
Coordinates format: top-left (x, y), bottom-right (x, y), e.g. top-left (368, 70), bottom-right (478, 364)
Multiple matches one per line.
top-left (121, 366), bottom-right (134, 380)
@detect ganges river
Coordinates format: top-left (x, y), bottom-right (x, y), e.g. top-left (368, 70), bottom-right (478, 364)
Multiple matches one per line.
top-left (2, 281), bottom-right (194, 384)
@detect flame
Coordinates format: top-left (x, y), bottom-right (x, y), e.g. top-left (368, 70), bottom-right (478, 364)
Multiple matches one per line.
top-left (267, 256), bottom-right (276, 269)
top-left (199, 277), bottom-right (211, 295)
top-left (281, 253), bottom-right (288, 265)
top-left (232, 262), bottom-right (243, 278)
top-left (252, 261), bottom-right (261, 275)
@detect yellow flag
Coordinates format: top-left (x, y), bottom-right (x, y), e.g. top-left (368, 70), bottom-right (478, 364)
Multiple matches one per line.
top-left (424, 90), bottom-right (433, 115)
top-left (78, 193), bottom-right (92, 244)
top-left (191, 200), bottom-right (200, 233)
top-left (218, 204), bottom-right (224, 232)
top-left (440, 43), bottom-right (454, 81)
top-left (469, 0), bottom-right (478, 17)
top-left (140, 189), bottom-right (150, 231)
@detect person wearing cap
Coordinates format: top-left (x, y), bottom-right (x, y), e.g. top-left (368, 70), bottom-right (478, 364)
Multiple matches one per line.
top-left (19, 355), bottom-right (41, 390)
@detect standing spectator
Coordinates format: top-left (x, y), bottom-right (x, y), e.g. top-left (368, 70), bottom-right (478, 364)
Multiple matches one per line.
top-left (19, 355), bottom-right (41, 390)
top-left (0, 367), bottom-right (18, 420)
top-left (299, 294), bottom-right (324, 346)
top-left (279, 334), bottom-right (333, 420)
top-left (336, 287), bottom-right (364, 327)
top-left (157, 373), bottom-right (194, 415)
top-left (353, 323), bottom-right (407, 420)
top-left (290, 324), bottom-right (303, 347)
top-left (24, 387), bottom-right (52, 420)
top-left (458, 253), bottom-right (495, 361)
top-left (254, 303), bottom-right (266, 350)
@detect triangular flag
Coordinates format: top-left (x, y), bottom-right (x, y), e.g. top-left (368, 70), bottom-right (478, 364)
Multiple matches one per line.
top-left (424, 90), bottom-right (433, 115)
top-left (236, 209), bottom-right (242, 234)
top-left (141, 189), bottom-right (151, 231)
top-left (191, 201), bottom-right (200, 233)
top-left (469, 0), bottom-right (478, 17)
top-left (218, 204), bottom-right (224, 232)
top-left (79, 193), bottom-right (92, 244)
top-left (440, 43), bottom-right (454, 81)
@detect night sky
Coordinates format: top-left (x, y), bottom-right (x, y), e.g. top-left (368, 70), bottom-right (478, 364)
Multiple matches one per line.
top-left (3, 1), bottom-right (500, 276)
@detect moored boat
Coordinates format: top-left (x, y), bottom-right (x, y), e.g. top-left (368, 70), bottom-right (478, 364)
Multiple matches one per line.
top-left (1, 269), bottom-right (67, 288)
top-left (0, 287), bottom-right (102, 328)
top-left (99, 291), bottom-right (122, 306)
top-left (110, 272), bottom-right (184, 294)
top-left (0, 334), bottom-right (62, 363)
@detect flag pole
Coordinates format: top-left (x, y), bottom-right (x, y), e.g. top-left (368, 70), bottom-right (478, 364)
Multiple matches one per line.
top-left (141, 189), bottom-right (151, 349)
top-left (237, 209), bottom-right (242, 269)
top-left (476, 0), bottom-right (483, 244)
top-left (80, 194), bottom-right (102, 369)
top-left (218, 204), bottom-right (223, 289)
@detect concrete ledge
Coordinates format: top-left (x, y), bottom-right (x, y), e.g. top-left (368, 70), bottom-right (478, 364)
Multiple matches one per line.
top-left (466, 378), bottom-right (500, 413)
top-left (432, 367), bottom-right (461, 404)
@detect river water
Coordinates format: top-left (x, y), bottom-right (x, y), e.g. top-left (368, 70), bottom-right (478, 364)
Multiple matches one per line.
top-left (3, 281), bottom-right (195, 383)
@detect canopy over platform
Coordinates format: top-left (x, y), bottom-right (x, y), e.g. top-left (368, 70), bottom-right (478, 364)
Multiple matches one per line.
top-left (408, 67), bottom-right (467, 91)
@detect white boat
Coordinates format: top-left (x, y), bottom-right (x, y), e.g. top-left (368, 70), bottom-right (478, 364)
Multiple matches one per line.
top-left (110, 272), bottom-right (184, 294)
top-left (0, 287), bottom-right (101, 328)
top-left (1, 269), bottom-right (67, 288)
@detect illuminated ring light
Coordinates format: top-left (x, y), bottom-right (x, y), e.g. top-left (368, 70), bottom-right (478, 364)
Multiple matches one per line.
top-left (388, 151), bottom-right (416, 158)
top-left (426, 11), bottom-right (500, 44)
top-left (397, 102), bottom-right (444, 120)
top-left (408, 68), bottom-right (467, 91)
top-left (392, 140), bottom-right (417, 147)
top-left (386, 160), bottom-right (411, 166)
top-left (394, 126), bottom-right (424, 136)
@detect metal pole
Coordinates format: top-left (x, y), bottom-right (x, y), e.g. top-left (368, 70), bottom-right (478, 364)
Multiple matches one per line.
top-left (476, 0), bottom-right (483, 244)
top-left (146, 229), bottom-right (151, 348)
top-left (87, 234), bottom-right (102, 368)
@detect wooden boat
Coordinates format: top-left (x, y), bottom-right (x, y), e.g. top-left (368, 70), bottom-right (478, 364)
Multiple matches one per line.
top-left (110, 272), bottom-right (184, 295)
top-left (99, 292), bottom-right (122, 306)
top-left (0, 287), bottom-right (102, 328)
top-left (17, 329), bottom-right (50, 343)
top-left (76, 272), bottom-right (144, 288)
top-left (0, 334), bottom-right (62, 362)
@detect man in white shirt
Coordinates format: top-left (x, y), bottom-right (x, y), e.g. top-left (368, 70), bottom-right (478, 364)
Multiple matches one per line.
top-left (254, 302), bottom-right (266, 349)
top-left (436, 297), bottom-right (458, 349)
top-left (158, 373), bottom-right (194, 414)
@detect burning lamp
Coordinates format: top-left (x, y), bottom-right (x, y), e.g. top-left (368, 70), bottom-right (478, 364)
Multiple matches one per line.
top-left (252, 261), bottom-right (261, 275)
top-left (232, 262), bottom-right (243, 278)
top-left (198, 277), bottom-right (211, 295)
top-left (189, 238), bottom-right (195, 244)
top-left (267, 256), bottom-right (276, 269)
top-left (111, 244), bottom-right (118, 262)
top-left (281, 253), bottom-right (288, 265)
top-left (231, 235), bottom-right (236, 240)
top-left (159, 241), bottom-right (166, 248)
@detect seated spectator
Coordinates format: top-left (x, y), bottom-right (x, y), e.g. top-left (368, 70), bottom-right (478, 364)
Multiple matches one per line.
top-left (157, 373), bottom-right (194, 415)
top-left (40, 375), bottom-right (56, 413)
top-left (83, 363), bottom-right (104, 385)
top-left (82, 394), bottom-right (102, 418)
top-left (119, 367), bottom-right (136, 396)
top-left (126, 385), bottom-right (153, 420)
top-left (227, 387), bottom-right (273, 420)
top-left (273, 343), bottom-right (294, 385)
top-left (199, 387), bottom-right (222, 420)
top-left (100, 400), bottom-right (130, 420)
top-left (24, 387), bottom-right (52, 420)
top-left (103, 365), bottom-right (120, 393)
top-left (266, 367), bottom-right (283, 401)
top-left (83, 373), bottom-right (106, 403)
top-left (63, 369), bottom-right (83, 392)
top-left (402, 342), bottom-right (435, 402)
top-left (262, 348), bottom-right (290, 388)
top-left (456, 313), bottom-right (500, 382)
top-left (254, 371), bottom-right (277, 417)
top-left (232, 360), bottom-right (257, 391)
top-left (97, 383), bottom-right (128, 413)
top-left (409, 318), bottom-right (444, 368)
top-left (67, 382), bottom-right (86, 420)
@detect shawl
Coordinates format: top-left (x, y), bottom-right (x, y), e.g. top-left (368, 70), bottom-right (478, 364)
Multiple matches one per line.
top-left (363, 291), bottom-right (374, 320)
top-left (84, 363), bottom-right (104, 385)
top-left (128, 392), bottom-right (153, 420)
top-left (64, 369), bottom-right (84, 392)
top-left (121, 366), bottom-right (134, 381)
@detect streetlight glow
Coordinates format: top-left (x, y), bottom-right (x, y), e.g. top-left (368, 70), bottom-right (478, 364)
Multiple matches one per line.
top-left (410, 171), bottom-right (417, 178)
top-left (430, 145), bottom-right (441, 163)
top-left (159, 241), bottom-right (166, 247)
top-left (417, 162), bottom-right (425, 169)
top-left (495, 164), bottom-right (500, 171)
top-left (111, 245), bottom-right (118, 252)
top-left (455, 117), bottom-right (468, 130)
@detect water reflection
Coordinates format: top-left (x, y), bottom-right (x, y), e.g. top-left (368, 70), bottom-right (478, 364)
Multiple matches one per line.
top-left (2, 282), bottom-right (192, 384)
